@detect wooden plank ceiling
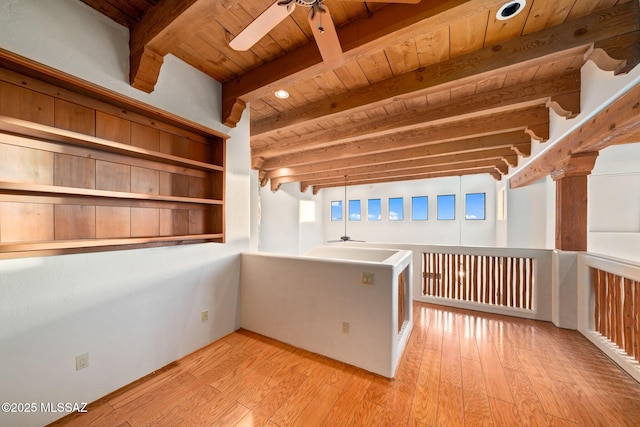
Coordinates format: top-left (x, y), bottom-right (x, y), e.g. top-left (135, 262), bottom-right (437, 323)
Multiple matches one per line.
top-left (80, 0), bottom-right (640, 192)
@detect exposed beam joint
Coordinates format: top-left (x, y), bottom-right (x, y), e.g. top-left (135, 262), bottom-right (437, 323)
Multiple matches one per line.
top-left (550, 152), bottom-right (599, 181)
top-left (129, 0), bottom-right (239, 93)
top-left (510, 78), bottom-right (640, 188)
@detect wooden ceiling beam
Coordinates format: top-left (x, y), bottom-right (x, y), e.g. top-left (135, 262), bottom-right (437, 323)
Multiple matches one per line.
top-left (257, 108), bottom-right (544, 169)
top-left (509, 79), bottom-right (640, 189)
top-left (247, 2), bottom-right (638, 133)
top-left (262, 130), bottom-right (531, 173)
top-left (129, 0), bottom-right (240, 92)
top-left (269, 148), bottom-right (516, 189)
top-left (221, 0), bottom-right (506, 126)
top-left (252, 72), bottom-right (579, 153)
top-left (299, 159), bottom-right (506, 189)
top-left (310, 168), bottom-right (501, 193)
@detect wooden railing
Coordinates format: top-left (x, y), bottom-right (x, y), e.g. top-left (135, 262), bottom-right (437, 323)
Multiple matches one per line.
top-left (578, 254), bottom-right (640, 383)
top-left (422, 252), bottom-right (534, 311)
top-left (591, 268), bottom-right (639, 364)
top-left (398, 269), bottom-right (406, 334)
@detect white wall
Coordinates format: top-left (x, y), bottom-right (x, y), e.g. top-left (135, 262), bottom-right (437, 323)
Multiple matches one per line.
top-left (258, 183), bottom-right (324, 254)
top-left (588, 143), bottom-right (640, 262)
top-left (503, 177), bottom-right (555, 249)
top-left (0, 1), bottom-right (250, 425)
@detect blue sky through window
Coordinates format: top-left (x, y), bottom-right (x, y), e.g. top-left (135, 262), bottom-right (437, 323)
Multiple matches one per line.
top-left (368, 199), bottom-right (381, 221)
top-left (465, 193), bottom-right (486, 220)
top-left (389, 197), bottom-right (404, 221)
top-left (331, 200), bottom-right (342, 221)
top-left (412, 196), bottom-right (428, 220)
top-left (349, 200), bottom-right (361, 221)
top-left (437, 195), bottom-right (455, 220)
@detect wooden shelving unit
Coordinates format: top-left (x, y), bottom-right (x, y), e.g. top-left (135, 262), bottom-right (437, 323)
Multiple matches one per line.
top-left (0, 62), bottom-right (227, 258)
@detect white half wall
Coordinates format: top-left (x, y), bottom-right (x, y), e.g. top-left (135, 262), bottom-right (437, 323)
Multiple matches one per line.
top-left (241, 247), bottom-right (413, 378)
top-left (0, 1), bottom-right (250, 425)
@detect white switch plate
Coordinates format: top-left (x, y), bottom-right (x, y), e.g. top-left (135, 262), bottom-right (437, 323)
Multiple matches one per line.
top-left (361, 272), bottom-right (374, 285)
top-left (76, 353), bottom-right (89, 371)
top-left (201, 310), bottom-right (209, 321)
top-left (342, 321), bottom-right (349, 334)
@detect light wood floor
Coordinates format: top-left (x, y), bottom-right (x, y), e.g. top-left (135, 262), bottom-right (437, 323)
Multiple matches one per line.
top-left (51, 302), bottom-right (640, 427)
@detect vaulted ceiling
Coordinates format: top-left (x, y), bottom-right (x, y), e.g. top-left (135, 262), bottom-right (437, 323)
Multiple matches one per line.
top-left (79, 0), bottom-right (640, 192)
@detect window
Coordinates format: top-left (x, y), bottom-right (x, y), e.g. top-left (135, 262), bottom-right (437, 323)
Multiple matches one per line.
top-left (497, 187), bottom-right (506, 221)
top-left (389, 197), bottom-right (404, 221)
top-left (466, 193), bottom-right (486, 220)
top-left (368, 199), bottom-right (381, 221)
top-left (437, 194), bottom-right (455, 220)
top-left (331, 200), bottom-right (343, 221)
top-left (349, 200), bottom-right (361, 221)
top-left (411, 196), bottom-right (428, 221)
top-left (299, 200), bottom-right (315, 223)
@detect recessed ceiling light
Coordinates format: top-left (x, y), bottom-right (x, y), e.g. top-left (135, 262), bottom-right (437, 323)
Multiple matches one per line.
top-left (496, 0), bottom-right (526, 21)
top-left (275, 89), bottom-right (290, 99)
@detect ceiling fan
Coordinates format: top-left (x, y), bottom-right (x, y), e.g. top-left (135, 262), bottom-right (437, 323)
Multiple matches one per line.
top-left (328, 175), bottom-right (365, 243)
top-left (229, 0), bottom-right (421, 68)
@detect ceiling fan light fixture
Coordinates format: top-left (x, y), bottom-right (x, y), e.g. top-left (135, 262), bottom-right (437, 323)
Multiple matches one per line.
top-left (496, 0), bottom-right (526, 21)
top-left (275, 89), bottom-right (290, 99)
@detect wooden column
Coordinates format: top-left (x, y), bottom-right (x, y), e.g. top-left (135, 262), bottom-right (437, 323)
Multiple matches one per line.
top-left (551, 152), bottom-right (599, 251)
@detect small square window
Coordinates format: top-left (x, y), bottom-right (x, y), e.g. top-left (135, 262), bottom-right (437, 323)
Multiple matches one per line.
top-left (465, 193), bottom-right (486, 220)
top-left (331, 200), bottom-right (342, 221)
top-left (368, 199), bottom-right (381, 221)
top-left (389, 197), bottom-right (404, 221)
top-left (411, 196), bottom-right (428, 221)
top-left (437, 195), bottom-right (455, 220)
top-left (349, 200), bottom-right (361, 221)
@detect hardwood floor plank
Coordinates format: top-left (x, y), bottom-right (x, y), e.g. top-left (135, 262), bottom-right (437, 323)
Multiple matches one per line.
top-left (515, 346), bottom-right (574, 421)
top-left (322, 370), bottom-right (375, 427)
top-left (458, 315), bottom-right (480, 361)
top-left (233, 369), bottom-right (308, 427)
top-left (441, 332), bottom-right (462, 386)
top-left (477, 340), bottom-right (513, 403)
top-left (409, 349), bottom-right (441, 425)
top-left (488, 397), bottom-right (522, 427)
top-left (48, 303), bottom-right (640, 427)
top-left (435, 381), bottom-right (464, 426)
top-left (503, 367), bottom-right (548, 426)
top-left (269, 374), bottom-right (327, 426)
top-left (291, 382), bottom-right (341, 427)
top-left (461, 357), bottom-right (493, 426)
top-left (349, 399), bottom-right (386, 427)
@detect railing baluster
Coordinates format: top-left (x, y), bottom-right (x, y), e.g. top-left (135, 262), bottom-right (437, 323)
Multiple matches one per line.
top-left (623, 278), bottom-right (634, 359)
top-left (590, 268), bottom-right (640, 364)
top-left (632, 280), bottom-right (640, 362)
top-left (593, 268), bottom-right (601, 333)
top-left (419, 252), bottom-right (537, 313)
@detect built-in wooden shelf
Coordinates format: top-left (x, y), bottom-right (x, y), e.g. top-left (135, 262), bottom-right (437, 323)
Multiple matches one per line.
top-left (0, 181), bottom-right (223, 206)
top-left (0, 234), bottom-right (225, 259)
top-left (0, 115), bottom-right (224, 173)
top-left (0, 61), bottom-right (227, 258)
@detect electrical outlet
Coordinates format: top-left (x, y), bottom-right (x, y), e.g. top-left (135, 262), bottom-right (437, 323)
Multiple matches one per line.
top-left (361, 272), bottom-right (374, 285)
top-left (76, 353), bottom-right (89, 371)
top-left (342, 321), bottom-right (350, 334)
top-left (201, 310), bottom-right (209, 321)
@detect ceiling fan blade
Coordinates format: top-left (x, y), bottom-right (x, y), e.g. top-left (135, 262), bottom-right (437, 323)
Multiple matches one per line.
top-left (229, 2), bottom-right (296, 51)
top-left (338, 0), bottom-right (421, 3)
top-left (309, 6), bottom-right (344, 68)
